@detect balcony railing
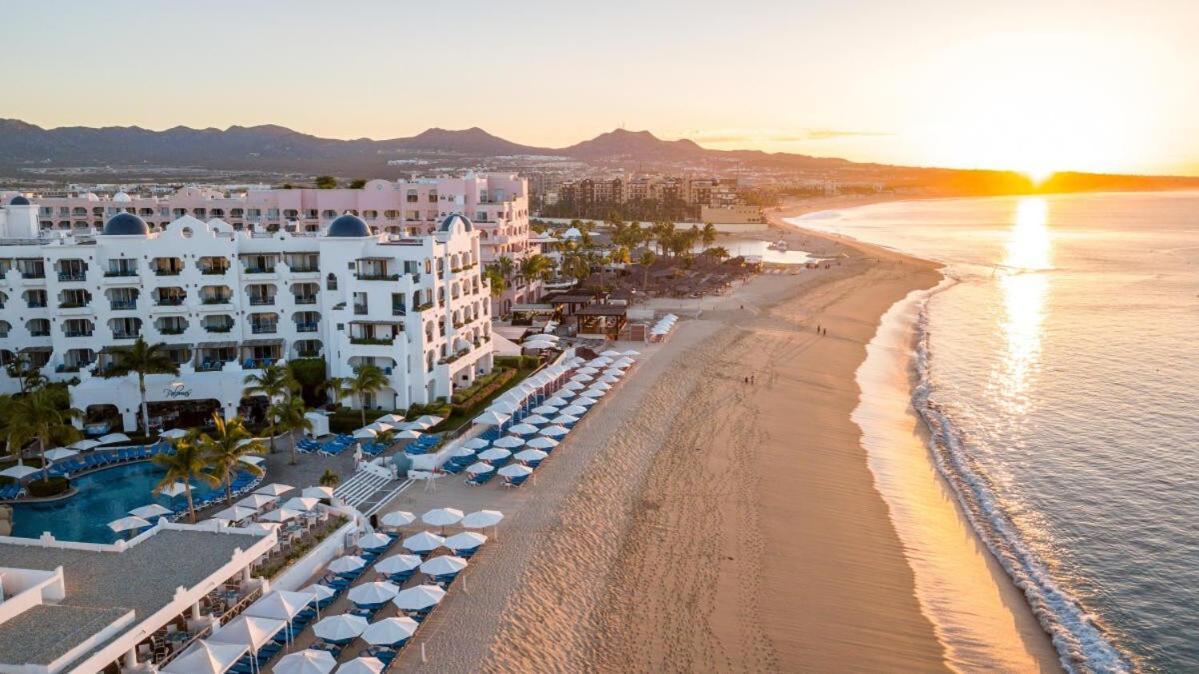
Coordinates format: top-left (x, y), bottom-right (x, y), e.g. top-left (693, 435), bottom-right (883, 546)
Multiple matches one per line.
top-left (244, 267), bottom-right (274, 274)
top-left (202, 297), bottom-right (231, 305)
top-left (110, 300), bottom-right (136, 310)
top-left (350, 335), bottom-right (395, 345)
top-left (104, 269), bottom-right (138, 278)
top-left (251, 323), bottom-right (278, 334)
top-left (59, 300), bottom-right (88, 309)
top-left (392, 305), bottom-right (407, 316)
top-left (156, 297), bottom-right (186, 306)
top-left (205, 325), bottom-right (233, 333)
top-left (356, 273), bottom-right (399, 281)
top-left (248, 297), bottom-right (275, 306)
top-left (294, 295), bottom-right (317, 305)
top-left (112, 331), bottom-right (139, 340)
top-left (201, 267), bottom-right (229, 275)
top-left (64, 330), bottom-right (93, 338)
top-left (154, 268), bottom-right (182, 277)
top-left (159, 326), bottom-right (186, 335)
top-left (289, 265), bottom-right (319, 273)
top-left (353, 305), bottom-right (368, 315)
top-left (26, 301), bottom-right (47, 309)
top-left (57, 272), bottom-right (87, 282)
top-left (20, 271), bottom-right (46, 279)
top-left (295, 323), bottom-right (319, 333)
top-left (29, 330), bottom-right (50, 337)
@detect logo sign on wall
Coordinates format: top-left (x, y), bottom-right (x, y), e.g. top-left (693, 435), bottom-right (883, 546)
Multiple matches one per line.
top-left (163, 381), bottom-right (193, 399)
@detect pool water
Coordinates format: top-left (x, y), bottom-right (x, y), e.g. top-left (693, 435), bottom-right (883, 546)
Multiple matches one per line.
top-left (11, 461), bottom-right (242, 544)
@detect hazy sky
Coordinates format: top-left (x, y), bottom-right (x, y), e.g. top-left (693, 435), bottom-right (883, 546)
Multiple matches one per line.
top-left (7, 0), bottom-right (1198, 175)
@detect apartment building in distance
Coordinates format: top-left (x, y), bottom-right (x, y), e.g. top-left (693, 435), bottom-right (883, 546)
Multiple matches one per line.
top-left (0, 195), bottom-right (493, 432)
top-left (25, 173), bottom-right (541, 315)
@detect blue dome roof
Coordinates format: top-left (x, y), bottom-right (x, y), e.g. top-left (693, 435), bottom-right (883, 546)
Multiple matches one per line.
top-left (8, 195), bottom-right (30, 206)
top-left (102, 212), bottom-right (149, 236)
top-left (439, 214), bottom-right (473, 232)
top-left (326, 214), bottom-right (371, 237)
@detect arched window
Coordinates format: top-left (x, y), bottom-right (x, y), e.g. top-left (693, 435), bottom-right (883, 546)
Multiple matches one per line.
top-left (326, 273), bottom-right (338, 291)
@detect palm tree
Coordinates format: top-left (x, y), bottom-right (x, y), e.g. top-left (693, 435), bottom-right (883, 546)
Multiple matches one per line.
top-left (495, 256), bottom-right (515, 284)
top-left (704, 246), bottom-right (731, 262)
top-left (243, 363), bottom-right (299, 454)
top-left (152, 430), bottom-right (216, 523)
top-left (319, 469), bottom-right (340, 488)
top-left (336, 364), bottom-right (390, 427)
top-left (105, 337), bottom-right (179, 434)
top-left (483, 265), bottom-right (507, 298)
top-left (270, 395), bottom-right (312, 465)
top-left (375, 428), bottom-right (397, 450)
top-left (198, 414), bottom-right (266, 506)
top-left (701, 223), bottom-right (717, 248)
top-left (639, 250), bottom-right (657, 289)
top-left (5, 353), bottom-right (47, 394)
top-left (560, 253), bottom-right (590, 284)
top-left (6, 388), bottom-right (82, 484)
top-left (519, 254), bottom-right (552, 284)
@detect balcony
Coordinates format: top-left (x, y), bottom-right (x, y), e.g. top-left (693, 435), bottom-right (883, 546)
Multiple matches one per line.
top-left (295, 323), bottom-right (319, 333)
top-left (156, 297), bottom-right (186, 307)
top-left (205, 325), bottom-right (234, 333)
top-left (294, 295), bottom-right (317, 305)
top-left (353, 304), bottom-right (368, 316)
top-left (350, 335), bottom-right (395, 346)
top-left (21, 271), bottom-right (46, 280)
top-left (251, 323), bottom-right (278, 334)
top-left (104, 269), bottom-right (138, 278)
top-left (155, 269), bottom-right (182, 277)
top-left (201, 267), bottom-right (229, 276)
top-left (391, 305), bottom-right (407, 316)
top-left (248, 297), bottom-right (275, 306)
top-left (110, 300), bottom-right (137, 311)
top-left (159, 326), bottom-right (186, 335)
top-left (244, 267), bottom-right (274, 275)
top-left (356, 273), bottom-right (400, 281)
top-left (29, 330), bottom-right (51, 337)
top-left (63, 330), bottom-right (93, 338)
top-left (202, 297), bottom-right (231, 305)
top-left (26, 301), bottom-right (47, 309)
top-left (57, 272), bottom-right (87, 282)
top-left (289, 265), bottom-right (319, 273)
top-left (112, 331), bottom-right (140, 340)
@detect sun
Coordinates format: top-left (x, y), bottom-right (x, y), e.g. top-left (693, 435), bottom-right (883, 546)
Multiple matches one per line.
top-left (1024, 165), bottom-right (1056, 186)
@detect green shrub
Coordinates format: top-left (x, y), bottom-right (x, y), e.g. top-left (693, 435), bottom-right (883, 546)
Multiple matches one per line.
top-left (451, 368), bottom-right (517, 412)
top-left (27, 477), bottom-right (70, 498)
top-left (495, 355), bottom-right (540, 370)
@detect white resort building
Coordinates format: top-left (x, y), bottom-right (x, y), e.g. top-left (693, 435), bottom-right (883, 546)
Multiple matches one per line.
top-left (0, 194), bottom-right (494, 432)
top-left (13, 173), bottom-right (541, 315)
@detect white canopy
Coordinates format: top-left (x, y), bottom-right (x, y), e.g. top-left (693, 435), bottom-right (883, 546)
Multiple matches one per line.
top-left (450, 446), bottom-right (477, 459)
top-left (515, 449), bottom-right (549, 463)
top-left (255, 483), bottom-right (294, 496)
top-left (491, 435), bottom-right (524, 449)
top-left (392, 584), bottom-right (446, 611)
top-left (97, 432), bottom-right (131, 445)
top-left (560, 405), bottom-right (588, 417)
top-left (348, 581), bottom-right (400, 606)
top-left (360, 616), bottom-right (419, 646)
top-left (545, 396), bottom-right (573, 407)
top-left (443, 531), bottom-right (487, 550)
top-left (129, 503), bottom-right (172, 519)
top-left (525, 436), bottom-right (559, 450)
top-left (478, 447), bottom-right (512, 462)
top-left (161, 640), bottom-right (248, 674)
top-left (599, 349), bottom-right (622, 357)
top-left (245, 590), bottom-right (318, 622)
top-left (313, 613), bottom-right (368, 642)
top-left (375, 553), bottom-right (422, 575)
top-left (576, 366), bottom-right (600, 375)
top-left (159, 481), bottom-right (189, 498)
top-left (396, 429), bottom-right (423, 440)
top-left (273, 649), bottom-right (337, 674)
top-left (539, 425), bottom-right (569, 438)
top-left (421, 507), bottom-right (465, 527)
top-left (259, 507), bottom-right (302, 523)
top-left (107, 515), bottom-right (151, 533)
top-left (465, 462), bottom-right (495, 475)
top-left (530, 405), bottom-right (560, 415)
top-left (520, 414), bottom-right (552, 425)
top-left (0, 464), bottom-right (39, 480)
top-left (622, 349), bottom-right (641, 356)
top-left (327, 555), bottom-right (367, 574)
top-left (562, 381), bottom-right (586, 391)
top-left (415, 415), bottom-right (444, 427)
top-left (402, 530), bottom-right (446, 553)
top-left (336, 657), bottom-right (386, 674)
top-left (365, 421), bottom-right (394, 432)
top-left (498, 464), bottom-right (534, 478)
top-left (70, 438), bottom-right (102, 451)
top-left (358, 532), bottom-right (392, 550)
top-left (282, 496), bottom-right (320, 512)
top-left (462, 510), bottom-right (505, 529)
top-left (237, 493), bottom-right (276, 509)
top-left (212, 505), bottom-right (256, 522)
top-left (243, 522), bottom-right (282, 535)
top-left (160, 428), bottom-right (189, 439)
top-left (380, 510), bottom-right (415, 528)
top-left (302, 485), bottom-right (336, 500)
top-left (507, 423), bottom-right (540, 435)
top-left (375, 413), bottom-right (405, 425)
top-left (352, 428), bottom-right (378, 439)
top-left (209, 614), bottom-right (286, 652)
top-left (44, 447), bottom-right (78, 461)
top-left (420, 554), bottom-right (468, 576)
top-left (303, 584), bottom-right (338, 603)
top-left (474, 410), bottom-right (511, 427)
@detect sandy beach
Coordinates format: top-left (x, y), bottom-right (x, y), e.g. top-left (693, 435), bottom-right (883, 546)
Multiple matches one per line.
top-left (381, 195), bottom-right (1060, 672)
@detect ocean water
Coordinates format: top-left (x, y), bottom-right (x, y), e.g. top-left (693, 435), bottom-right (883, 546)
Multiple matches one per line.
top-left (793, 192), bottom-right (1199, 672)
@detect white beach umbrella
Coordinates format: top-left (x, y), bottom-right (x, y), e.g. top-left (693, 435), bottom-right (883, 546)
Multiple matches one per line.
top-left (602, 368), bottom-right (624, 377)
top-left (375, 413), bottom-right (405, 425)
top-left (420, 555), bottom-right (468, 576)
top-left (239, 455), bottom-right (265, 467)
top-left (209, 614), bottom-right (286, 653)
top-left (255, 483), bottom-right (294, 496)
top-left (588, 380), bottom-right (612, 392)
top-left (396, 429), bottom-right (423, 440)
top-left (571, 394), bottom-right (599, 406)
top-left (560, 405), bottom-right (588, 417)
top-left (462, 510), bottom-right (504, 529)
top-left (352, 428), bottom-right (378, 440)
top-left (589, 358), bottom-right (614, 368)
top-left (161, 640), bottom-right (248, 674)
top-left (450, 446), bottom-right (477, 459)
top-left (237, 493), bottom-right (275, 509)
top-left (273, 650), bottom-right (336, 674)
top-left (107, 515), bottom-right (152, 533)
top-left (365, 421), bottom-right (394, 433)
top-left (465, 462), bottom-right (495, 475)
top-left (159, 481), bottom-right (189, 498)
top-left (348, 581), bottom-right (400, 606)
top-left (313, 614), bottom-right (368, 642)
top-left (490, 436), bottom-right (523, 450)
top-left (415, 414), bottom-right (445, 427)
top-left (521, 414), bottom-right (552, 426)
top-left (462, 437), bottom-right (491, 450)
top-left (70, 438), bottom-right (101, 451)
top-left (507, 422), bottom-right (540, 436)
top-left (243, 521), bottom-right (281, 535)
top-left (337, 657), bottom-right (386, 674)
top-left (600, 375), bottom-right (621, 385)
top-left (398, 421), bottom-right (427, 432)
top-left (530, 405), bottom-right (560, 416)
top-left (259, 507), bottom-right (302, 523)
top-left (622, 349), bottom-right (640, 356)
top-left (302, 486), bottom-right (336, 500)
top-left (599, 349), bottom-right (620, 357)
top-left (380, 510), bottom-right (416, 528)
top-left (569, 373), bottom-right (594, 382)
top-left (392, 584), bottom-right (446, 611)
top-left (422, 507), bottom-right (464, 527)
top-left (282, 496), bottom-right (320, 512)
top-left (212, 505), bottom-right (256, 522)
top-left (303, 583), bottom-right (338, 603)
top-left (545, 395), bottom-right (572, 407)
top-left (474, 410), bottom-right (511, 427)
top-left (523, 339), bottom-right (555, 349)
top-left (615, 357), bottom-right (635, 367)
top-left (478, 447), bottom-right (512, 462)
top-left (562, 381), bottom-right (586, 392)
top-left (488, 398), bottom-right (520, 413)
top-left (129, 503), bottom-right (172, 519)
top-left (44, 447), bottom-right (78, 462)
top-left (358, 532), bottom-right (393, 550)
top-left (498, 464), bottom-right (533, 478)
top-left (361, 616), bottom-right (419, 646)
top-left (0, 464), bottom-right (40, 480)
top-left (98, 432), bottom-right (131, 445)
top-left (245, 590), bottom-right (318, 622)
top-left (443, 531), bottom-right (487, 551)
top-left (375, 553), bottom-right (422, 575)
top-left (550, 414), bottom-right (580, 426)
top-left (327, 555), bottom-right (367, 575)
top-left (160, 428), bottom-right (189, 440)
top-left (402, 530), bottom-right (446, 553)
top-left (515, 448), bottom-right (549, 463)
top-left (525, 436), bottom-right (559, 450)
top-left (539, 425), bottom-right (569, 438)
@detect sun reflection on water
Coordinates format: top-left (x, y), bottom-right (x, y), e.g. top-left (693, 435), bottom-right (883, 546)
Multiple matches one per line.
top-left (994, 198), bottom-right (1051, 414)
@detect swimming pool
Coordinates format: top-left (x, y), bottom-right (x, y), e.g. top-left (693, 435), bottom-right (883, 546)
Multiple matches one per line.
top-left (11, 461), bottom-right (248, 544)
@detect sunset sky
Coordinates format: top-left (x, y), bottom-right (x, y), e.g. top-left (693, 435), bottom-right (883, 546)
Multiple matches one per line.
top-left (7, 0), bottom-right (1198, 175)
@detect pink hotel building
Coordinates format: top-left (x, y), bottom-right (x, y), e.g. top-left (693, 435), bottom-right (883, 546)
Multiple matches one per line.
top-left (28, 172), bottom-right (540, 313)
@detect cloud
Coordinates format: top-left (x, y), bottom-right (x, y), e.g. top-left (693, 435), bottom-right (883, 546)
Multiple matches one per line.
top-left (672, 128), bottom-right (895, 146)
top-left (805, 129), bottom-right (894, 141)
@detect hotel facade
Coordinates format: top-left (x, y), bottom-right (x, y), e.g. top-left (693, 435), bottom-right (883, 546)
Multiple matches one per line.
top-left (0, 194), bottom-right (495, 432)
